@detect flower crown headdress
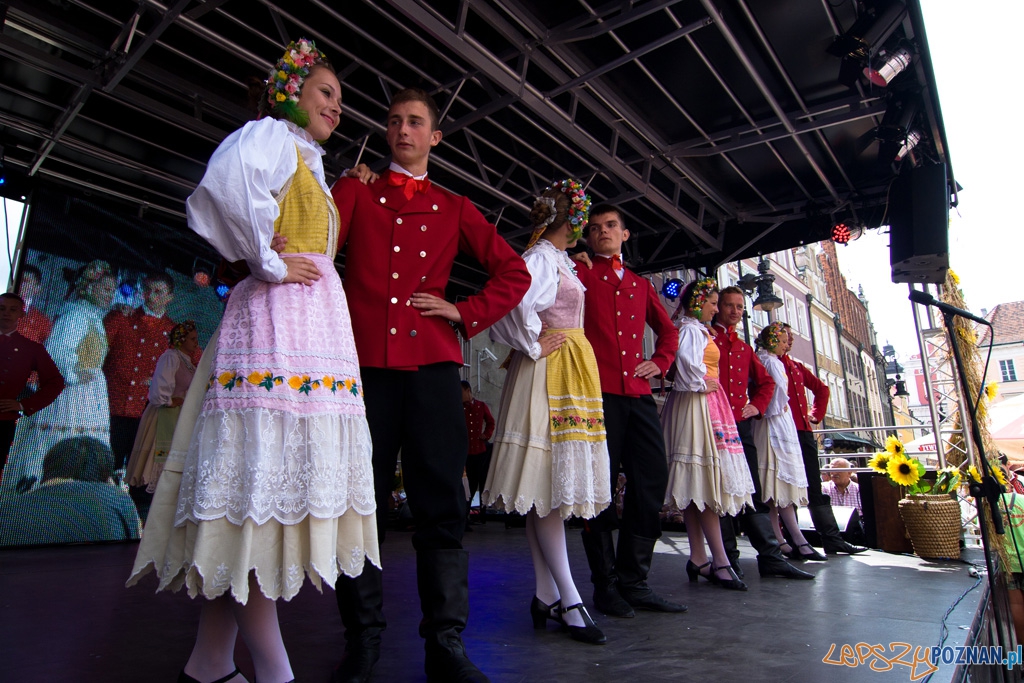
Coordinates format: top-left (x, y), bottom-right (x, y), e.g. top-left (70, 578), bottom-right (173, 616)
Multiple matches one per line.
top-left (265, 38), bottom-right (328, 128)
top-left (756, 321), bottom-right (786, 351)
top-left (170, 320), bottom-right (197, 349)
top-left (687, 277), bottom-right (718, 318)
top-left (526, 178), bottom-right (592, 249)
top-left (73, 260), bottom-right (113, 299)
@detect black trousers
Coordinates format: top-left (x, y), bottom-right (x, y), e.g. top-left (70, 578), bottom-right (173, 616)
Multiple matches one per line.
top-left (586, 393), bottom-right (668, 540)
top-left (736, 419), bottom-right (770, 514)
top-left (798, 430), bottom-right (828, 507)
top-left (109, 415), bottom-right (141, 471)
top-left (0, 419), bottom-right (16, 481)
top-left (362, 364), bottom-right (468, 551)
top-left (464, 444), bottom-right (492, 504)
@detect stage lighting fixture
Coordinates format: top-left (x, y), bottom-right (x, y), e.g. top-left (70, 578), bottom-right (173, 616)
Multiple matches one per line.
top-left (827, 1), bottom-right (907, 61)
top-left (751, 258), bottom-right (782, 312)
top-left (895, 129), bottom-right (922, 161)
top-left (118, 282), bottom-right (135, 298)
top-left (831, 223), bottom-right (852, 244)
top-left (194, 271), bottom-right (211, 287)
top-left (216, 283), bottom-right (231, 300)
top-left (864, 46), bottom-right (912, 87)
top-left (661, 277), bottom-right (683, 300)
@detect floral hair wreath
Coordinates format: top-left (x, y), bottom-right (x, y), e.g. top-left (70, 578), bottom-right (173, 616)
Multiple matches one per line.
top-left (757, 321), bottom-right (786, 351)
top-left (169, 320), bottom-right (197, 350)
top-left (526, 178), bottom-right (592, 249)
top-left (73, 260), bottom-right (113, 298)
top-left (687, 277), bottom-right (718, 318)
top-left (265, 38), bottom-right (328, 128)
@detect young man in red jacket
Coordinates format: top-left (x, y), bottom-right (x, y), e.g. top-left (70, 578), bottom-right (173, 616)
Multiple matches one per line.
top-left (712, 287), bottom-right (814, 580)
top-left (0, 293), bottom-right (65, 484)
top-left (572, 205), bottom-right (687, 618)
top-left (779, 323), bottom-right (866, 554)
top-left (330, 88), bottom-right (530, 683)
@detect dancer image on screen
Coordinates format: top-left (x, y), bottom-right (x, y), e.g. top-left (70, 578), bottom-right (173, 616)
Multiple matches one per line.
top-left (103, 273), bottom-right (176, 478)
top-left (711, 287), bottom-right (814, 580)
top-left (329, 87), bottom-right (530, 683)
top-left (0, 293), bottom-right (65, 487)
top-left (4, 260), bottom-right (117, 496)
top-left (16, 264), bottom-right (53, 345)
top-left (571, 205), bottom-right (687, 617)
top-left (485, 180), bottom-right (611, 644)
top-left (126, 39), bottom-right (378, 683)
top-left (751, 322), bottom-right (825, 562)
top-left (662, 278), bottom-right (754, 591)
top-left (123, 320), bottom-right (199, 500)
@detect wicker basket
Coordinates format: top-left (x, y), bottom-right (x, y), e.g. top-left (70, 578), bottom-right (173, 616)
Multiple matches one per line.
top-left (898, 494), bottom-right (962, 559)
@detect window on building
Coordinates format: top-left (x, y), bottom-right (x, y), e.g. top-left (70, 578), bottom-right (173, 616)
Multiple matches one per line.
top-left (796, 301), bottom-right (807, 336)
top-left (1001, 359), bottom-right (1017, 382)
top-left (785, 293), bottom-right (797, 329)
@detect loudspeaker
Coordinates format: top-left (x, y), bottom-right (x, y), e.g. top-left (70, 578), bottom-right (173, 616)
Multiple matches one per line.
top-left (889, 164), bottom-right (950, 283)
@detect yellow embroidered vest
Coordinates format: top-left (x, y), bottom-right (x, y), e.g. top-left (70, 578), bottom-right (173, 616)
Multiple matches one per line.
top-left (273, 147), bottom-right (339, 257)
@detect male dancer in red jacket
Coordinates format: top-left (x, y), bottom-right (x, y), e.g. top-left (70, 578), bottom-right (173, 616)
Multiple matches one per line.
top-left (713, 287), bottom-right (814, 579)
top-left (330, 88), bottom-right (530, 683)
top-left (779, 323), bottom-right (866, 554)
top-left (573, 205), bottom-right (687, 617)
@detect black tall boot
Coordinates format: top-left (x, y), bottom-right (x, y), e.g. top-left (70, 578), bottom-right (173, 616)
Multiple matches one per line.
top-left (580, 528), bottom-right (634, 618)
top-left (616, 532), bottom-right (687, 612)
top-left (809, 502), bottom-right (868, 554)
top-left (720, 515), bottom-right (743, 578)
top-left (417, 549), bottom-right (489, 683)
top-left (741, 513), bottom-right (815, 580)
top-left (332, 561), bottom-right (386, 683)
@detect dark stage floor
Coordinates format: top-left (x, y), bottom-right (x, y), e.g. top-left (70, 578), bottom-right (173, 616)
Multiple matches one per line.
top-left (0, 522), bottom-right (990, 682)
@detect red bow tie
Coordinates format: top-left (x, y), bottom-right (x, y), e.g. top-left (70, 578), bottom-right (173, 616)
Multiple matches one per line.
top-left (611, 254), bottom-right (623, 272)
top-left (720, 327), bottom-right (737, 343)
top-left (388, 172), bottom-right (431, 199)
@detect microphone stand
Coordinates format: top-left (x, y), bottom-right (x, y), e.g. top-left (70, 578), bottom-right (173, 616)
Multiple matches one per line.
top-left (940, 307), bottom-right (1012, 673)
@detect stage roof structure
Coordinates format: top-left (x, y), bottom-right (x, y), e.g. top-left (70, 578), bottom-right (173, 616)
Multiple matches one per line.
top-left (0, 0), bottom-right (955, 282)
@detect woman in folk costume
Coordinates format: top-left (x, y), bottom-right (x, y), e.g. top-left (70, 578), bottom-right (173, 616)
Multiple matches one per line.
top-left (484, 180), bottom-right (611, 645)
top-left (127, 40), bottom-right (378, 683)
top-left (124, 321), bottom-right (199, 497)
top-left (662, 278), bottom-right (755, 591)
top-left (752, 322), bottom-right (826, 562)
top-left (3, 260), bottom-right (117, 497)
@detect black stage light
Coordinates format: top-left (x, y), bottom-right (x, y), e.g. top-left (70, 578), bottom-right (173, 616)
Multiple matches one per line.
top-left (661, 277), bottom-right (683, 300)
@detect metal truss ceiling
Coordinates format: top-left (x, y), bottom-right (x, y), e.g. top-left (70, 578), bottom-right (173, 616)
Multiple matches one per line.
top-left (0, 0), bottom-right (953, 280)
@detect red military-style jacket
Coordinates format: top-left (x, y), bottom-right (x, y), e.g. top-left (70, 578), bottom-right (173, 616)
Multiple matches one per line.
top-left (463, 398), bottom-right (495, 455)
top-left (103, 308), bottom-right (175, 418)
top-left (575, 256), bottom-right (678, 397)
top-left (17, 306), bottom-right (52, 345)
top-left (712, 322), bottom-right (775, 423)
top-left (780, 353), bottom-right (829, 432)
top-left (332, 171), bottom-right (531, 369)
top-left (0, 331), bottom-right (65, 421)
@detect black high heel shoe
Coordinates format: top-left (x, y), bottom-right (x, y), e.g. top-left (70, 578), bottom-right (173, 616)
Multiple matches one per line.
top-left (781, 542), bottom-right (804, 561)
top-left (685, 559), bottom-right (713, 583)
top-left (178, 667), bottom-right (242, 683)
top-left (530, 596), bottom-right (563, 629)
top-left (710, 565), bottom-right (748, 591)
top-left (794, 542), bottom-right (828, 562)
top-left (560, 603), bottom-right (607, 645)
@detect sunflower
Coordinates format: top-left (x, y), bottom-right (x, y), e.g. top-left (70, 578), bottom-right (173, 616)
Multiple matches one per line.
top-left (986, 382), bottom-right (999, 401)
top-left (884, 435), bottom-right (905, 456)
top-left (868, 452), bottom-right (891, 474)
top-left (968, 465), bottom-right (982, 483)
top-left (993, 465), bottom-right (1008, 488)
top-left (887, 454), bottom-right (922, 487)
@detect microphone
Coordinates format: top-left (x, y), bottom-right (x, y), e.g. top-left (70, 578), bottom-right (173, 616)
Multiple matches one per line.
top-left (908, 289), bottom-right (991, 326)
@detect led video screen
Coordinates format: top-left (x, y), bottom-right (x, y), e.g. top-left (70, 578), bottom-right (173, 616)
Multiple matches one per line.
top-left (0, 186), bottom-right (226, 548)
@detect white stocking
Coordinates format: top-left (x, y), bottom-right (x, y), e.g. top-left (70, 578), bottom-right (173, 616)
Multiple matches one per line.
top-left (779, 504), bottom-right (810, 548)
top-left (183, 596), bottom-right (242, 683)
top-left (529, 509), bottom-right (586, 627)
top-left (525, 510), bottom-right (559, 606)
top-left (231, 573), bottom-right (293, 683)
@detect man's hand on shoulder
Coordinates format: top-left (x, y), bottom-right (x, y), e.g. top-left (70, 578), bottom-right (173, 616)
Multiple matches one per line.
top-left (570, 252), bottom-right (593, 270)
top-left (345, 164), bottom-right (379, 185)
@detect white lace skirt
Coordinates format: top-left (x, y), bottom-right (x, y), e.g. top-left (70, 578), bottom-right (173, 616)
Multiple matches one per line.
top-left (661, 390), bottom-right (754, 517)
top-left (752, 413), bottom-right (809, 509)
top-left (483, 350), bottom-right (610, 520)
top-left (127, 260), bottom-right (379, 602)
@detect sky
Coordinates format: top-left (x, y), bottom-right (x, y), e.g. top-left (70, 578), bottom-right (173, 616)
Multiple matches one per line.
top-left (833, 1), bottom-right (1022, 362)
top-left (1, 197), bottom-right (25, 292)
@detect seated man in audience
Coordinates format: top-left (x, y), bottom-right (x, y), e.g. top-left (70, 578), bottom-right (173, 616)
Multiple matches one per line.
top-left (822, 457), bottom-right (861, 515)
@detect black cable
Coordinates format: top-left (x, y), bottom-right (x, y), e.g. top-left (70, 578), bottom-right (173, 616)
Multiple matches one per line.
top-left (919, 570), bottom-right (985, 683)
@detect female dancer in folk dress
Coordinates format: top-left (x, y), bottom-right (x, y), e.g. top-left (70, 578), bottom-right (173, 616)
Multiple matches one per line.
top-left (124, 320), bottom-right (199, 496)
top-left (127, 40), bottom-right (378, 683)
top-left (485, 180), bottom-right (611, 645)
top-left (662, 278), bottom-right (755, 591)
top-left (753, 322), bottom-right (827, 562)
